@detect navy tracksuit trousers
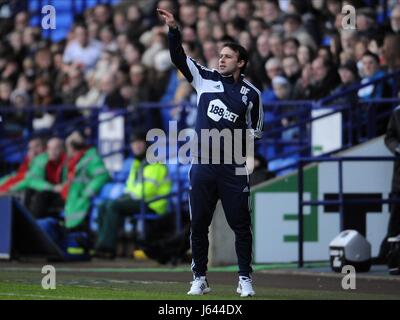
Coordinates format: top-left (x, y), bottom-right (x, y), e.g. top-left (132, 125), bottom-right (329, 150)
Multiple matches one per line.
top-left (188, 163), bottom-right (253, 278)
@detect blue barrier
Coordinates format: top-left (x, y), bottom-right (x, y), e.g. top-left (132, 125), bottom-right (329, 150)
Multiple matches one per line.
top-left (297, 156), bottom-right (400, 268)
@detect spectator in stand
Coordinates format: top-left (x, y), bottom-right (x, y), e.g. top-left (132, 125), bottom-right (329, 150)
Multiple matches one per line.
top-left (178, 3), bottom-right (197, 29)
top-left (127, 63), bottom-right (152, 106)
top-left (261, 57), bottom-right (283, 104)
top-left (94, 132), bottom-right (171, 259)
top-left (113, 10), bottom-right (128, 35)
top-left (7, 30), bottom-right (26, 67)
top-left (356, 7), bottom-right (378, 39)
top-left (235, 0), bottom-right (254, 21)
top-left (63, 24), bottom-right (103, 72)
top-left (97, 72), bottom-right (126, 109)
top-left (14, 11), bottom-right (29, 33)
top-left (201, 40), bottom-right (219, 66)
top-left (1, 56), bottom-right (20, 87)
top-left (0, 79), bottom-right (12, 107)
top-left (268, 32), bottom-right (284, 59)
top-left (282, 13), bottom-right (316, 50)
top-left (358, 51), bottom-right (392, 135)
top-left (248, 17), bottom-right (267, 40)
top-left (283, 37), bottom-right (300, 57)
top-left (323, 0), bottom-right (343, 35)
top-left (262, 0), bottom-right (283, 29)
top-left (297, 44), bottom-right (314, 67)
top-left (99, 25), bottom-right (118, 53)
top-left (4, 89), bottom-right (31, 137)
top-left (0, 136), bottom-right (45, 194)
top-left (11, 137), bottom-right (66, 219)
top-left (32, 77), bottom-right (59, 130)
top-left (62, 130), bottom-right (109, 231)
top-left (60, 65), bottom-right (88, 106)
top-left (388, 5), bottom-right (400, 35)
top-left (271, 75), bottom-right (298, 141)
top-left (282, 55), bottom-right (301, 86)
top-left (34, 47), bottom-right (56, 80)
top-left (382, 34), bottom-right (400, 73)
top-left (125, 4), bottom-right (150, 44)
top-left (358, 51), bottom-right (391, 101)
top-left (247, 33), bottom-right (271, 89)
top-left (196, 19), bottom-right (212, 43)
top-left (301, 56), bottom-right (341, 100)
top-left (330, 60), bottom-right (361, 145)
top-left (93, 4), bottom-right (113, 28)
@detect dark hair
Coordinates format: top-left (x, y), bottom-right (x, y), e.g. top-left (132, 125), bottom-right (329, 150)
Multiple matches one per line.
top-left (129, 129), bottom-right (147, 143)
top-left (29, 135), bottom-right (46, 147)
top-left (363, 50), bottom-right (380, 64)
top-left (74, 22), bottom-right (87, 30)
top-left (222, 42), bottom-right (249, 73)
top-left (283, 37), bottom-right (300, 48)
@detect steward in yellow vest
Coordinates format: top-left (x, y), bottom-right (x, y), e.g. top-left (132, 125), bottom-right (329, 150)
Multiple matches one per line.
top-left (95, 132), bottom-right (171, 258)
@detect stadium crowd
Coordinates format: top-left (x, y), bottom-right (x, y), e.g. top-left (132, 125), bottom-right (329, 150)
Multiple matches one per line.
top-left (0, 0), bottom-right (399, 138)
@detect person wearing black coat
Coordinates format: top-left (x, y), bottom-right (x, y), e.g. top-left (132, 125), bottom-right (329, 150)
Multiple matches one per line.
top-left (377, 106), bottom-right (400, 262)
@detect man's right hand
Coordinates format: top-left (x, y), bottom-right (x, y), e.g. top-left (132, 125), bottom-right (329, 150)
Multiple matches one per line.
top-left (157, 8), bottom-right (178, 29)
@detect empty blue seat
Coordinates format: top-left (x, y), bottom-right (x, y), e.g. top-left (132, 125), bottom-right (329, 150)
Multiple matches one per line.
top-left (113, 157), bottom-right (133, 181)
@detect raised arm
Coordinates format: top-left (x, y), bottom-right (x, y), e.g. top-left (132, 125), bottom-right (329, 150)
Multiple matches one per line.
top-left (157, 8), bottom-right (215, 91)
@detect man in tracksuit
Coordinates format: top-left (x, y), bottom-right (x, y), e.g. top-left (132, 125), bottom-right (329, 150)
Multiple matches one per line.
top-left (158, 8), bottom-right (263, 297)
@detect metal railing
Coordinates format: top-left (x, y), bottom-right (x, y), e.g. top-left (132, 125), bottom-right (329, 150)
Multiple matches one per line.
top-left (297, 156), bottom-right (399, 268)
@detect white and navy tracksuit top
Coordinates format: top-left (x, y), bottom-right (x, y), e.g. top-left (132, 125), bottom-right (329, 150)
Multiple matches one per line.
top-left (168, 27), bottom-right (263, 164)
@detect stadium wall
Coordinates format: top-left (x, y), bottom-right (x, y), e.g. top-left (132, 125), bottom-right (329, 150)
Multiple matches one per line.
top-left (253, 136), bottom-right (392, 263)
top-left (209, 136), bottom-right (392, 266)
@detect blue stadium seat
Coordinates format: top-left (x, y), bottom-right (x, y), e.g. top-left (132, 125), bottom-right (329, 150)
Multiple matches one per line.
top-left (28, 0), bottom-right (121, 43)
top-left (268, 156), bottom-right (298, 172)
top-left (113, 157), bottom-right (133, 181)
top-left (109, 182), bottom-right (125, 199)
top-left (55, 13), bottom-right (73, 28)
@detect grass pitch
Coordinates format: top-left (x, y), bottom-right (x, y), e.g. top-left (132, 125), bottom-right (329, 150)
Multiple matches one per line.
top-left (0, 265), bottom-right (399, 300)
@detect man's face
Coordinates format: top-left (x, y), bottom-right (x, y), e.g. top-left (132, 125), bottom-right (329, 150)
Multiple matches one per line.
top-left (273, 84), bottom-right (289, 100)
top-left (312, 58), bottom-right (328, 82)
top-left (131, 140), bottom-right (146, 158)
top-left (265, 62), bottom-right (282, 81)
top-left (180, 5), bottom-right (197, 26)
top-left (47, 139), bottom-right (63, 161)
top-left (283, 57), bottom-right (300, 77)
top-left (362, 55), bottom-right (379, 77)
top-left (75, 27), bottom-right (88, 46)
top-left (391, 8), bottom-right (400, 32)
top-left (338, 68), bottom-right (355, 84)
top-left (218, 47), bottom-right (243, 76)
top-left (27, 139), bottom-right (44, 159)
top-left (0, 83), bottom-right (12, 101)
